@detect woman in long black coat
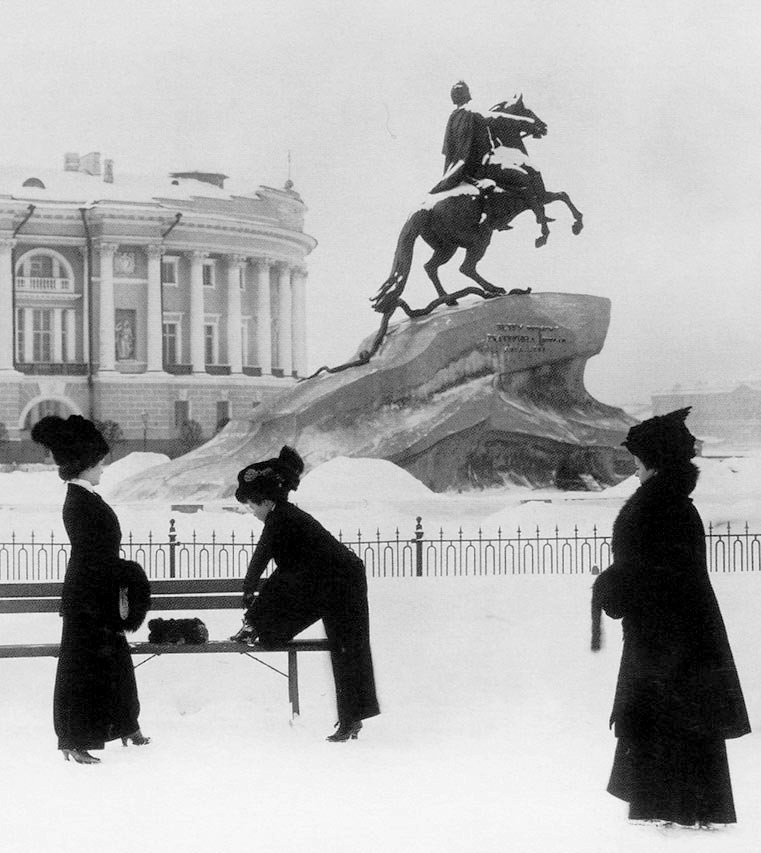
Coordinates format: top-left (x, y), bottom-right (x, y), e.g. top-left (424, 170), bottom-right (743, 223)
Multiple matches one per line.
top-left (230, 446), bottom-right (380, 741)
top-left (592, 408), bottom-right (750, 827)
top-left (32, 415), bottom-right (151, 764)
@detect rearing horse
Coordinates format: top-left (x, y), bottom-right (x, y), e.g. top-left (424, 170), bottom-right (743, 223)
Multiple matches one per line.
top-left (371, 97), bottom-right (584, 314)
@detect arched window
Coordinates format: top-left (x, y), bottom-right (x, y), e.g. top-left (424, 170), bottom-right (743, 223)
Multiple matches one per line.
top-left (22, 177), bottom-right (46, 189)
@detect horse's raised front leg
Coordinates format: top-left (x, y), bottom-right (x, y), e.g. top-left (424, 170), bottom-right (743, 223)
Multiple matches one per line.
top-left (542, 190), bottom-right (584, 235)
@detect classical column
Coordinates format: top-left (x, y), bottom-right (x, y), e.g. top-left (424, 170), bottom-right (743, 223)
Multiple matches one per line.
top-left (0, 238), bottom-right (17, 371)
top-left (226, 255), bottom-right (245, 374)
top-left (188, 250), bottom-right (207, 373)
top-left (98, 242), bottom-right (118, 372)
top-left (255, 258), bottom-right (272, 374)
top-left (277, 262), bottom-right (293, 376)
top-left (291, 265), bottom-right (308, 377)
top-left (145, 244), bottom-right (164, 372)
top-left (78, 246), bottom-right (90, 364)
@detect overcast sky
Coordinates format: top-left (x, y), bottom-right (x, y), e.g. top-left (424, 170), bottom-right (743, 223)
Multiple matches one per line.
top-left (1, 0), bottom-right (759, 407)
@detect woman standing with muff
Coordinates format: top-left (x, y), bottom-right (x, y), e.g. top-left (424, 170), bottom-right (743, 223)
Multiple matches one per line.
top-left (592, 408), bottom-right (750, 828)
top-left (231, 446), bottom-right (380, 741)
top-left (32, 415), bottom-right (151, 764)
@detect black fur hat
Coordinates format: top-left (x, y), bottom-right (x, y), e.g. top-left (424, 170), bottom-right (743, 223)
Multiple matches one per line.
top-left (621, 407), bottom-right (696, 470)
top-left (31, 415), bottom-right (109, 479)
top-left (235, 445), bottom-right (304, 503)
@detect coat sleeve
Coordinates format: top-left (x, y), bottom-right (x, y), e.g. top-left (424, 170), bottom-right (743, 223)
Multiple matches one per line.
top-left (243, 522), bottom-right (274, 595)
top-left (61, 488), bottom-right (124, 622)
top-left (592, 563), bottom-right (633, 620)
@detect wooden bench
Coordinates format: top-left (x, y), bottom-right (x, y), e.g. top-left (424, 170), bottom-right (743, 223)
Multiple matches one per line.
top-left (0, 578), bottom-right (331, 717)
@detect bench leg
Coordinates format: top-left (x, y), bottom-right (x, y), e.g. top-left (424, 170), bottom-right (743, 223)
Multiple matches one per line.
top-left (288, 649), bottom-right (300, 718)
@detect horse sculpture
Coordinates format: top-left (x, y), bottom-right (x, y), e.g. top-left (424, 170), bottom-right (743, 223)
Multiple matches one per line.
top-left (371, 97), bottom-right (584, 314)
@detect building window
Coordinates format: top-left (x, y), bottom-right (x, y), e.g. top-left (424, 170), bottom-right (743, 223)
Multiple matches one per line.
top-left (161, 257), bottom-right (178, 285)
top-left (239, 267), bottom-right (245, 290)
top-left (15, 308), bottom-right (24, 362)
top-left (32, 309), bottom-right (52, 362)
top-left (204, 322), bottom-right (219, 365)
top-left (61, 312), bottom-right (69, 363)
top-left (174, 400), bottom-right (189, 428)
top-left (203, 260), bottom-right (216, 288)
top-left (162, 322), bottom-right (179, 365)
top-left (216, 400), bottom-right (230, 429)
top-left (30, 257), bottom-right (49, 277)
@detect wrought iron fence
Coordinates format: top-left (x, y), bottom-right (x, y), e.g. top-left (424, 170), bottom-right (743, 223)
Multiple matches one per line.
top-left (0, 518), bottom-right (759, 583)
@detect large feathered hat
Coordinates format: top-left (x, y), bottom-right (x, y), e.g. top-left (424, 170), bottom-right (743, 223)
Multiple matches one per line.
top-left (621, 407), bottom-right (696, 470)
top-left (31, 415), bottom-right (109, 477)
top-left (235, 445), bottom-right (305, 503)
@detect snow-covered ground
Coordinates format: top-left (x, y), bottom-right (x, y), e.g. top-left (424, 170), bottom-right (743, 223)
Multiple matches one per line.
top-left (1, 453), bottom-right (760, 852)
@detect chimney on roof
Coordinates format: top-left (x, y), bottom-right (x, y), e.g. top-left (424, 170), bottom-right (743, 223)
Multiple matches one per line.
top-left (103, 159), bottom-right (114, 184)
top-left (79, 152), bottom-right (101, 176)
top-left (170, 171), bottom-right (228, 189)
top-left (64, 152), bottom-right (80, 172)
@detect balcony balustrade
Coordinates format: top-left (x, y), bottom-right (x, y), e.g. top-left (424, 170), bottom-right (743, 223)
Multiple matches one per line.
top-left (15, 277), bottom-right (74, 293)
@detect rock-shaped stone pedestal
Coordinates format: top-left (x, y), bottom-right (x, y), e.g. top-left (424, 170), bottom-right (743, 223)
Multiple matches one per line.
top-left (110, 293), bottom-right (635, 502)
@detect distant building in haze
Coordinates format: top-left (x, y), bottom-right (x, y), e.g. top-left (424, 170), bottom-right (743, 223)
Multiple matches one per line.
top-left (652, 382), bottom-right (761, 447)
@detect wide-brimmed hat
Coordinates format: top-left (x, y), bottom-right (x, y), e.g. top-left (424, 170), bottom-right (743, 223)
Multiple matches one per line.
top-left (235, 445), bottom-right (304, 503)
top-left (621, 407), bottom-right (696, 469)
top-left (31, 415), bottom-right (109, 472)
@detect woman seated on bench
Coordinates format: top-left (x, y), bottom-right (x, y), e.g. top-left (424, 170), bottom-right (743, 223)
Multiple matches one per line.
top-left (230, 446), bottom-right (380, 741)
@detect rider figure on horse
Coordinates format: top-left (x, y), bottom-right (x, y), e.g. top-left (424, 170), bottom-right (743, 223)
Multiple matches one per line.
top-left (431, 81), bottom-right (551, 246)
top-left (430, 81), bottom-right (489, 194)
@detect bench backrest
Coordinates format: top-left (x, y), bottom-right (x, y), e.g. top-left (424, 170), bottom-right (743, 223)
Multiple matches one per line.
top-left (0, 579), bottom-right (245, 614)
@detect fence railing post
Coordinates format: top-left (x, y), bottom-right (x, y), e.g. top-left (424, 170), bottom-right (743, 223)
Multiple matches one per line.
top-left (414, 516), bottom-right (424, 577)
top-left (168, 518), bottom-right (177, 579)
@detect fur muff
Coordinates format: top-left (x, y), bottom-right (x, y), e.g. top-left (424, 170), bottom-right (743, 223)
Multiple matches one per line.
top-left (147, 617), bottom-right (209, 644)
top-left (117, 559), bottom-right (151, 632)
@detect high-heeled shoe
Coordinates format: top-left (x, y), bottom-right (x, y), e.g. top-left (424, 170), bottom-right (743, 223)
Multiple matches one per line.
top-left (121, 730), bottom-right (151, 746)
top-left (230, 622), bottom-right (256, 643)
top-left (62, 748), bottom-right (101, 764)
top-left (326, 720), bottom-right (362, 742)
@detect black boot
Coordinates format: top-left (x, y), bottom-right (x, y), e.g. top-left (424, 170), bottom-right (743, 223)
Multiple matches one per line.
top-left (326, 720), bottom-right (362, 742)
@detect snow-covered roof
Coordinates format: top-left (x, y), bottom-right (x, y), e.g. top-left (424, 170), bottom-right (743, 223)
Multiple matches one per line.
top-left (0, 163), bottom-right (268, 207)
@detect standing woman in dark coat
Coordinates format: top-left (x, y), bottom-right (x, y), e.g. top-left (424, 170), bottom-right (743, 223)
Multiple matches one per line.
top-left (230, 446), bottom-right (380, 741)
top-left (32, 415), bottom-right (151, 764)
top-left (592, 408), bottom-right (750, 827)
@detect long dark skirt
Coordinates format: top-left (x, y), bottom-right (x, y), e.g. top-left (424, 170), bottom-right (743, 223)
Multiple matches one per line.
top-left (54, 615), bottom-right (140, 751)
top-left (247, 568), bottom-right (380, 724)
top-left (608, 734), bottom-right (737, 825)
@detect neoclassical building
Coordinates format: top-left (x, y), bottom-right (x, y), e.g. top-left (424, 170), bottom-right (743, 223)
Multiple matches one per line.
top-left (0, 152), bottom-right (316, 452)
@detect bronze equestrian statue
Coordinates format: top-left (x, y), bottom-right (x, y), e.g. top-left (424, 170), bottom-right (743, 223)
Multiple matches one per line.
top-left (371, 84), bottom-right (583, 315)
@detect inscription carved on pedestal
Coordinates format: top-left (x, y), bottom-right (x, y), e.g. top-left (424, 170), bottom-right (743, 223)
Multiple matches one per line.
top-left (486, 322), bottom-right (567, 356)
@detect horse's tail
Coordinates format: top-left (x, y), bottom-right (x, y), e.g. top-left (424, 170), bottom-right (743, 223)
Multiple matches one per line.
top-left (371, 208), bottom-right (429, 313)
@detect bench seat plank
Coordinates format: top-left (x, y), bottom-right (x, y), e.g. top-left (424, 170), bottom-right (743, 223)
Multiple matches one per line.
top-left (0, 638), bottom-right (330, 658)
top-left (0, 594), bottom-right (245, 614)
